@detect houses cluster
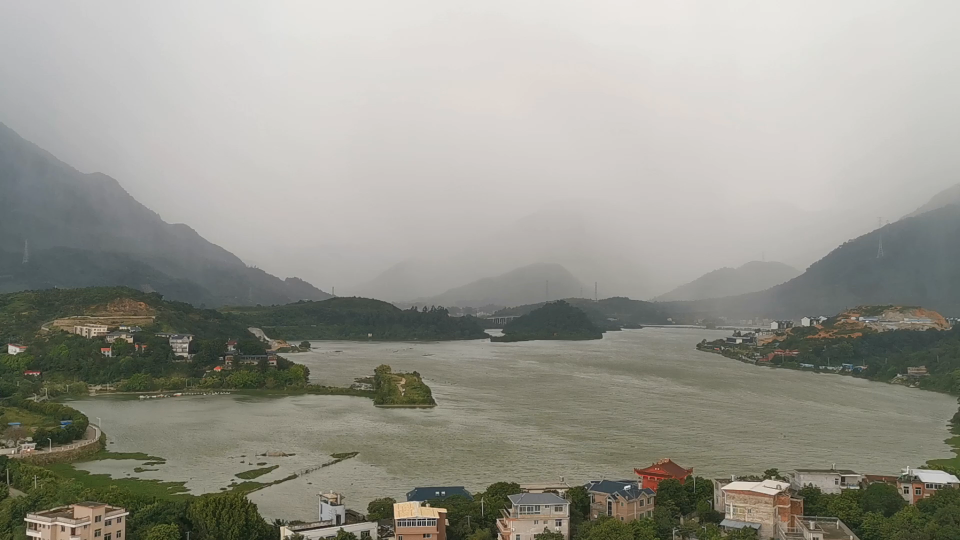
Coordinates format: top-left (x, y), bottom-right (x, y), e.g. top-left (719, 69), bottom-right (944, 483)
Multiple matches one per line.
top-left (208, 338), bottom-right (278, 373)
top-left (67, 324), bottom-right (195, 359)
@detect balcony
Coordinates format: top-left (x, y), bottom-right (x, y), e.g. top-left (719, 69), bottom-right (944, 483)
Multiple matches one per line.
top-left (25, 530), bottom-right (42, 538)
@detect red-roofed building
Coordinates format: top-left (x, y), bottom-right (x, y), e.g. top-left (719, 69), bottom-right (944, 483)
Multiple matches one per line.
top-left (23, 370), bottom-right (41, 376)
top-left (213, 366), bottom-right (223, 372)
top-left (7, 343), bottom-right (28, 355)
top-left (135, 343), bottom-right (148, 353)
top-left (101, 347), bottom-right (113, 358)
top-left (635, 459), bottom-right (693, 492)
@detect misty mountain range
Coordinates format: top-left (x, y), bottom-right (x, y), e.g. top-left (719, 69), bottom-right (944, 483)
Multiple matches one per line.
top-left (653, 261), bottom-right (801, 302)
top-left (0, 122), bottom-right (331, 307)
top-left (411, 262), bottom-right (586, 308)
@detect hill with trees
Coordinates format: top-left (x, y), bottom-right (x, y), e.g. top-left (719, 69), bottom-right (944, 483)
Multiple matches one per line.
top-left (662, 204), bottom-right (960, 319)
top-left (0, 122), bottom-right (330, 307)
top-left (223, 297), bottom-right (489, 341)
top-left (654, 261), bottom-right (800, 302)
top-left (492, 300), bottom-right (603, 342)
top-left (493, 296), bottom-right (672, 330)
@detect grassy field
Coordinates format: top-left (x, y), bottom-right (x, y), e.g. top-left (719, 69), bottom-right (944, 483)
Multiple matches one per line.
top-left (45, 463), bottom-right (190, 498)
top-left (235, 465), bottom-right (279, 480)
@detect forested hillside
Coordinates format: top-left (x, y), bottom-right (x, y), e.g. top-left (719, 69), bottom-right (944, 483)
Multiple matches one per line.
top-left (494, 296), bottom-right (672, 329)
top-left (492, 300), bottom-right (602, 342)
top-left (0, 122), bottom-right (329, 306)
top-left (663, 204), bottom-right (960, 319)
top-left (654, 261), bottom-right (800, 301)
top-left (224, 297), bottom-right (489, 340)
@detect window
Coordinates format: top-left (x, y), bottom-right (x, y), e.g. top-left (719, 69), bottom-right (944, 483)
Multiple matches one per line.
top-left (619, 517), bottom-right (624, 522)
top-left (639, 499), bottom-right (644, 507)
top-left (925, 483), bottom-right (933, 489)
top-left (397, 536), bottom-right (402, 540)
top-left (534, 521), bottom-right (539, 525)
top-left (95, 529), bottom-right (102, 538)
top-left (555, 520), bottom-right (562, 528)
top-left (105, 534), bottom-right (112, 540)
top-left (360, 532), bottom-right (371, 540)
top-left (424, 535), bottom-right (432, 539)
top-left (620, 501), bottom-right (624, 507)
top-left (916, 488), bottom-right (922, 496)
top-left (116, 518), bottom-right (122, 524)
top-left (834, 478), bottom-right (840, 485)
top-left (72, 529), bottom-right (77, 536)
top-left (518, 505), bottom-right (541, 515)
top-left (96, 516), bottom-right (103, 523)
top-left (61, 526), bottom-right (65, 532)
top-left (607, 500), bottom-right (613, 516)
top-left (117, 533), bottom-right (122, 539)
top-left (903, 486), bottom-right (910, 494)
top-left (554, 505), bottom-right (564, 513)
top-left (106, 520), bottom-right (113, 526)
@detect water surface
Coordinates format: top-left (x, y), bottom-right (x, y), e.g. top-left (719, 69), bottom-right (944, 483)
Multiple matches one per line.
top-left (71, 328), bottom-right (956, 521)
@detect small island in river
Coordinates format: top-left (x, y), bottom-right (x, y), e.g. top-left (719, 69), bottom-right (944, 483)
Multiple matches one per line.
top-left (372, 364), bottom-right (437, 407)
top-left (491, 300), bottom-right (603, 342)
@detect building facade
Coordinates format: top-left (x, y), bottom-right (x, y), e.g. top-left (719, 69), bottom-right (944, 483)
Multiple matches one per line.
top-left (280, 522), bottom-right (376, 540)
top-left (73, 325), bottom-right (109, 339)
top-left (105, 331), bottom-right (134, 344)
top-left (394, 501), bottom-right (447, 540)
top-left (898, 468), bottom-right (960, 504)
top-left (585, 480), bottom-right (655, 522)
top-left (714, 479), bottom-right (803, 540)
top-left (7, 343), bottom-right (28, 355)
top-left (634, 458), bottom-right (693, 492)
top-left (497, 493), bottom-right (570, 540)
top-left (169, 334), bottom-right (194, 356)
top-left (25, 502), bottom-right (128, 540)
top-left (791, 468), bottom-right (863, 495)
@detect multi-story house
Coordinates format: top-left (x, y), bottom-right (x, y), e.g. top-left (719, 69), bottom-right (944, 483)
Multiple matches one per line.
top-left (791, 467), bottom-right (863, 495)
top-left (497, 493), bottom-right (570, 540)
top-left (898, 468), bottom-right (960, 504)
top-left (169, 334), bottom-right (194, 357)
top-left (105, 331), bottom-right (134, 344)
top-left (73, 325), bottom-right (109, 339)
top-left (714, 479), bottom-right (803, 540)
top-left (634, 458), bottom-right (693, 492)
top-left (7, 343), bottom-right (28, 355)
top-left (25, 502), bottom-right (128, 540)
top-left (279, 493), bottom-right (378, 540)
top-left (585, 480), bottom-right (655, 522)
top-left (393, 501), bottom-right (447, 540)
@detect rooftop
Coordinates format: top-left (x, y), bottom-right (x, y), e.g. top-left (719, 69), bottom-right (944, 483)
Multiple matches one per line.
top-left (508, 493), bottom-right (568, 506)
top-left (406, 486), bottom-right (473, 502)
top-left (393, 501), bottom-right (446, 519)
top-left (795, 469), bottom-right (859, 476)
top-left (585, 480), bottom-right (655, 501)
top-left (721, 479), bottom-right (792, 496)
top-left (634, 458), bottom-right (693, 479)
top-left (782, 517), bottom-right (861, 540)
top-left (902, 468), bottom-right (960, 484)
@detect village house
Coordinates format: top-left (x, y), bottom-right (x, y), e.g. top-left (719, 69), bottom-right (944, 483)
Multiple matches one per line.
top-left (24, 370), bottom-right (41, 377)
top-left (7, 343), bottom-right (28, 355)
top-left (906, 366), bottom-right (928, 377)
top-left (281, 493), bottom-right (377, 540)
top-left (227, 339), bottom-right (238, 352)
top-left (584, 480), bottom-right (655, 522)
top-left (406, 486), bottom-right (473, 503)
top-left (634, 458), bottom-right (693, 492)
top-left (100, 347), bottom-right (112, 358)
top-left (714, 479), bottom-right (803, 540)
top-left (790, 467), bottom-right (863, 495)
top-left (168, 334), bottom-right (193, 357)
top-left (898, 468), bottom-right (960, 504)
top-left (394, 501), bottom-right (447, 540)
top-left (25, 502), bottom-right (128, 540)
top-left (770, 320), bottom-right (794, 331)
top-left (105, 331), bottom-right (134, 344)
top-left (73, 325), bottom-right (109, 339)
top-left (520, 483), bottom-right (571, 496)
top-left (497, 493), bottom-right (569, 540)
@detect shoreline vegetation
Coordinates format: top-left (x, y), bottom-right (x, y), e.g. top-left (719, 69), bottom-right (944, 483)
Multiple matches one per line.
top-left (490, 300), bottom-right (604, 342)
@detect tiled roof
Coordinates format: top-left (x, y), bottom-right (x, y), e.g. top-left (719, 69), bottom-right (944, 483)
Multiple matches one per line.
top-left (585, 480), bottom-right (655, 501)
top-left (393, 501), bottom-right (445, 519)
top-left (508, 493), bottom-right (568, 506)
top-left (635, 458), bottom-right (693, 478)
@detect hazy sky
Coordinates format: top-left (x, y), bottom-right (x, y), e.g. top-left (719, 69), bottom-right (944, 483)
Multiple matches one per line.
top-left (2, 1), bottom-right (959, 296)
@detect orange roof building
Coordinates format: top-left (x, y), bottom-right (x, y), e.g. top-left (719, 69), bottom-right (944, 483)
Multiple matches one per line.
top-left (634, 459), bottom-right (693, 492)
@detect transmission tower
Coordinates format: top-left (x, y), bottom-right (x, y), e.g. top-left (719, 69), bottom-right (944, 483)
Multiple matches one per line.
top-left (21, 239), bottom-right (29, 264)
top-left (876, 217), bottom-right (884, 258)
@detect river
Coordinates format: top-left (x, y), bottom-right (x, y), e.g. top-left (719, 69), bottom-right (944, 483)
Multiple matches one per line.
top-left (68, 328), bottom-right (956, 521)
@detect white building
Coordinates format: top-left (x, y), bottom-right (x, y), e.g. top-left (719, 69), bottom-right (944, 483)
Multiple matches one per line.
top-left (279, 522), bottom-right (376, 540)
top-left (73, 325), bottom-right (109, 339)
top-left (7, 343), bottom-right (28, 355)
top-left (319, 493), bottom-right (346, 526)
top-left (169, 334), bottom-right (194, 357)
top-left (791, 468), bottom-right (862, 495)
top-left (497, 493), bottom-right (570, 540)
top-left (105, 331), bottom-right (134, 344)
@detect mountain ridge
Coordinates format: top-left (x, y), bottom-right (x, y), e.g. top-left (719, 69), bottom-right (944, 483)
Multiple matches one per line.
top-left (653, 260), bottom-right (801, 302)
top-left (0, 122), bottom-right (330, 306)
top-left (411, 262), bottom-right (586, 308)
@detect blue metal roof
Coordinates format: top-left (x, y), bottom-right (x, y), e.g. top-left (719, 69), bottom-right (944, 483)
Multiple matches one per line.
top-left (406, 486), bottom-right (473, 502)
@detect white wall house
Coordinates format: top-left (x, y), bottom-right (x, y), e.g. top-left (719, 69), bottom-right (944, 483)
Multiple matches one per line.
top-left (791, 468), bottom-right (862, 495)
top-left (279, 522), bottom-right (376, 540)
top-left (319, 493), bottom-right (346, 526)
top-left (497, 493), bottom-right (570, 540)
top-left (169, 334), bottom-right (194, 356)
top-left (7, 343), bottom-right (28, 355)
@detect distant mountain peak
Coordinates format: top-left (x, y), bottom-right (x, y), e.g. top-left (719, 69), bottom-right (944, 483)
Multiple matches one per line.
top-left (414, 262), bottom-right (587, 308)
top-left (905, 183), bottom-right (960, 219)
top-left (654, 260), bottom-right (800, 302)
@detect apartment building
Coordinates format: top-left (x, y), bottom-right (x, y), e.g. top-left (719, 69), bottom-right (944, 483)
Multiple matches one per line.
top-left (169, 334), bottom-right (194, 357)
top-left (585, 480), bottom-right (655, 522)
top-left (898, 468), bottom-right (960, 504)
top-left (714, 479), bottom-right (803, 540)
top-left (497, 493), bottom-right (570, 540)
top-left (791, 468), bottom-right (863, 495)
top-left (25, 502), bottom-right (128, 540)
top-left (73, 325), bottom-right (109, 339)
top-left (393, 501), bottom-right (447, 540)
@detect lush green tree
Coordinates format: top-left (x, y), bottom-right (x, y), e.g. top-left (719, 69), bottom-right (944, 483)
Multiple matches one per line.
top-left (724, 528), bottom-right (759, 540)
top-left (143, 524), bottom-right (180, 540)
top-left (334, 530), bottom-right (358, 540)
top-left (881, 505), bottom-right (929, 540)
top-left (655, 479), bottom-right (689, 517)
top-left (566, 485), bottom-right (590, 536)
top-left (187, 493), bottom-right (272, 540)
top-left (762, 468), bottom-right (787, 481)
top-left (573, 516), bottom-right (632, 540)
top-left (860, 482), bottom-right (906, 517)
top-left (366, 497), bottom-right (396, 521)
top-left (629, 518), bottom-right (659, 540)
top-left (533, 529), bottom-right (563, 540)
top-left (825, 490), bottom-right (864, 529)
top-left (797, 486), bottom-right (828, 516)
top-left (466, 529), bottom-right (493, 540)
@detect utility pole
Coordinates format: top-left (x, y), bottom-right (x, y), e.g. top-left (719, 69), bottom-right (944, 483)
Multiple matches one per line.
top-left (877, 217), bottom-right (884, 258)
